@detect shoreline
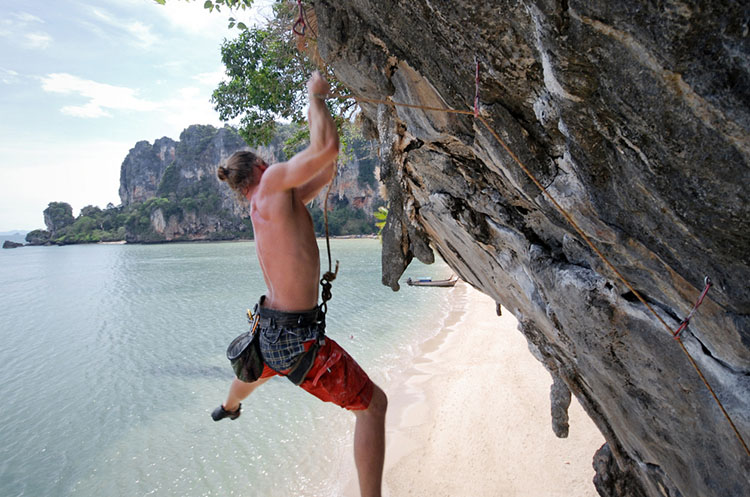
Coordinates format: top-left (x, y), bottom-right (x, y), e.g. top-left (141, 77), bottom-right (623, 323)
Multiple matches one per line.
top-left (345, 282), bottom-right (604, 496)
top-left (13, 234), bottom-right (376, 248)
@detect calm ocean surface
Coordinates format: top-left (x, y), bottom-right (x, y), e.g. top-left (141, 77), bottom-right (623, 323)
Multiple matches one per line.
top-left (0, 239), bottom-right (457, 497)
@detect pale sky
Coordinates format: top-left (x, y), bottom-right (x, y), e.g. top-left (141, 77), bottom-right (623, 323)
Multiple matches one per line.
top-left (0, 0), bottom-right (273, 231)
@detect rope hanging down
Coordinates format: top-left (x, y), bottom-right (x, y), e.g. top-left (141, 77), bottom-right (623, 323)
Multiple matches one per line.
top-left (312, 63), bottom-right (748, 458)
top-left (294, 0), bottom-right (333, 314)
top-left (474, 56), bottom-right (480, 118)
top-left (319, 162), bottom-right (339, 316)
top-left (292, 0), bottom-right (307, 36)
top-left (293, 0), bottom-right (317, 38)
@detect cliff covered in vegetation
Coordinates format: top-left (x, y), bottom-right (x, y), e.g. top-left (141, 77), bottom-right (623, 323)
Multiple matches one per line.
top-left (309, 1), bottom-right (750, 495)
top-left (26, 123), bottom-right (381, 245)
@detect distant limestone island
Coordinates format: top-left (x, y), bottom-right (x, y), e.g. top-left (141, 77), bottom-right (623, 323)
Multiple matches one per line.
top-left (18, 123), bottom-right (383, 247)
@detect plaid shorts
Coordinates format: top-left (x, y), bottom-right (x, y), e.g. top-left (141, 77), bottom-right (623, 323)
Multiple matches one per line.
top-left (259, 319), bottom-right (322, 372)
top-left (254, 300), bottom-right (373, 410)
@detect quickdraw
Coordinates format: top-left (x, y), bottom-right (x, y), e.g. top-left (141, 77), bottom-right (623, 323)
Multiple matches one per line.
top-left (292, 0), bottom-right (307, 37)
top-left (672, 276), bottom-right (712, 340)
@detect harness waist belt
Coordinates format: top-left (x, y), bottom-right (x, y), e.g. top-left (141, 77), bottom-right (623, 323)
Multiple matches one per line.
top-left (257, 302), bottom-right (321, 328)
top-left (254, 296), bottom-right (326, 385)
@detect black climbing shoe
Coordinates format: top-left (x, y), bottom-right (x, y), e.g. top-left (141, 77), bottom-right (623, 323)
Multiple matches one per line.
top-left (211, 404), bottom-right (241, 421)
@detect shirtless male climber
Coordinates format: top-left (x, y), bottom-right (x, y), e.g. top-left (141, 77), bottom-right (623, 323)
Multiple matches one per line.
top-left (212, 71), bottom-right (388, 497)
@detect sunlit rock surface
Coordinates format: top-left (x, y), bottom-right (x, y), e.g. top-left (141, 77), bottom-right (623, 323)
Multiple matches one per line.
top-left (312, 1), bottom-right (750, 495)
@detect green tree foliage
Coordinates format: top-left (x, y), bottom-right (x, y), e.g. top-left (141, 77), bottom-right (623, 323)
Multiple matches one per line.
top-left (309, 205), bottom-right (377, 237)
top-left (72, 216), bottom-right (98, 234)
top-left (79, 205), bottom-right (102, 218)
top-left (153, 0), bottom-right (253, 15)
top-left (209, 2), bottom-right (356, 148)
top-left (48, 204), bottom-right (128, 244)
top-left (25, 229), bottom-right (50, 245)
top-left (374, 206), bottom-right (388, 238)
top-left (158, 1), bottom-right (361, 153)
top-left (157, 162), bottom-right (180, 196)
top-left (43, 202), bottom-right (75, 233)
top-left (214, 25), bottom-right (305, 145)
top-left (177, 125), bottom-right (220, 164)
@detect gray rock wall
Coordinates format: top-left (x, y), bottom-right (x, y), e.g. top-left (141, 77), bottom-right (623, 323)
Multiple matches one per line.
top-left (119, 126), bottom-right (252, 216)
top-left (119, 137), bottom-right (177, 205)
top-left (311, 1), bottom-right (750, 495)
top-left (118, 124), bottom-right (381, 241)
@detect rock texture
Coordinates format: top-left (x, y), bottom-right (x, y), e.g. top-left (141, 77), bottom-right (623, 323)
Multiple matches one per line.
top-left (42, 202), bottom-right (74, 236)
top-left (119, 136), bottom-right (178, 205)
top-left (119, 125), bottom-right (254, 214)
top-left (23, 229), bottom-right (50, 246)
top-left (119, 124), bottom-right (381, 242)
top-left (119, 126), bottom-right (251, 242)
top-left (325, 148), bottom-right (381, 213)
top-left (312, 1), bottom-right (750, 496)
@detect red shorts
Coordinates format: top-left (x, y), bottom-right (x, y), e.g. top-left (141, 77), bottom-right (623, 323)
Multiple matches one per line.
top-left (260, 337), bottom-right (373, 411)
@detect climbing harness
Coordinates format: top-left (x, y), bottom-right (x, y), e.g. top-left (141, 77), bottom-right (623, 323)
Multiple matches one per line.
top-left (239, 296), bottom-right (328, 386)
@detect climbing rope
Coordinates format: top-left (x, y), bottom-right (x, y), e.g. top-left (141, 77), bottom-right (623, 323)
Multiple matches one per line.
top-left (474, 56), bottom-right (480, 118)
top-left (292, 0), bottom-right (307, 36)
top-left (311, 83), bottom-right (749, 458)
top-left (292, 0), bottom-right (317, 38)
top-left (319, 160), bottom-right (339, 316)
top-left (293, 0), bottom-right (335, 317)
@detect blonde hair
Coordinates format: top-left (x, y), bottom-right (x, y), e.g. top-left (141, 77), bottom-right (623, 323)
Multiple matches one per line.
top-left (217, 151), bottom-right (266, 196)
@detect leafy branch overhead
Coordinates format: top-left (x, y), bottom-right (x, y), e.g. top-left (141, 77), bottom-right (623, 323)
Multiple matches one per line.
top-left (374, 206), bottom-right (388, 239)
top-left (152, 0), bottom-right (253, 30)
top-left (153, 0), bottom-right (254, 13)
top-left (154, 0), bottom-right (355, 148)
top-left (212, 2), bottom-right (354, 147)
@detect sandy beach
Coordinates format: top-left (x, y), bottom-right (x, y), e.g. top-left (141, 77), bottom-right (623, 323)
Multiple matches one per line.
top-left (348, 281), bottom-right (605, 496)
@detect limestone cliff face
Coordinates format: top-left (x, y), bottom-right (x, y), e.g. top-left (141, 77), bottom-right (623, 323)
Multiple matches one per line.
top-left (312, 1), bottom-right (750, 495)
top-left (119, 137), bottom-right (177, 205)
top-left (119, 124), bottom-right (380, 242)
top-left (324, 149), bottom-right (380, 212)
top-left (119, 125), bottom-right (251, 215)
top-left (119, 126), bottom-right (251, 241)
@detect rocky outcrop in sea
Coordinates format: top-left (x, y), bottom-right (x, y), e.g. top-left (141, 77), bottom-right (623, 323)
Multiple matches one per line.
top-left (310, 1), bottom-right (750, 495)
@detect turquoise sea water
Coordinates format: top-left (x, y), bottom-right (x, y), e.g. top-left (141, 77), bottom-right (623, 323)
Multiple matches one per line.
top-left (0, 239), bottom-right (456, 496)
